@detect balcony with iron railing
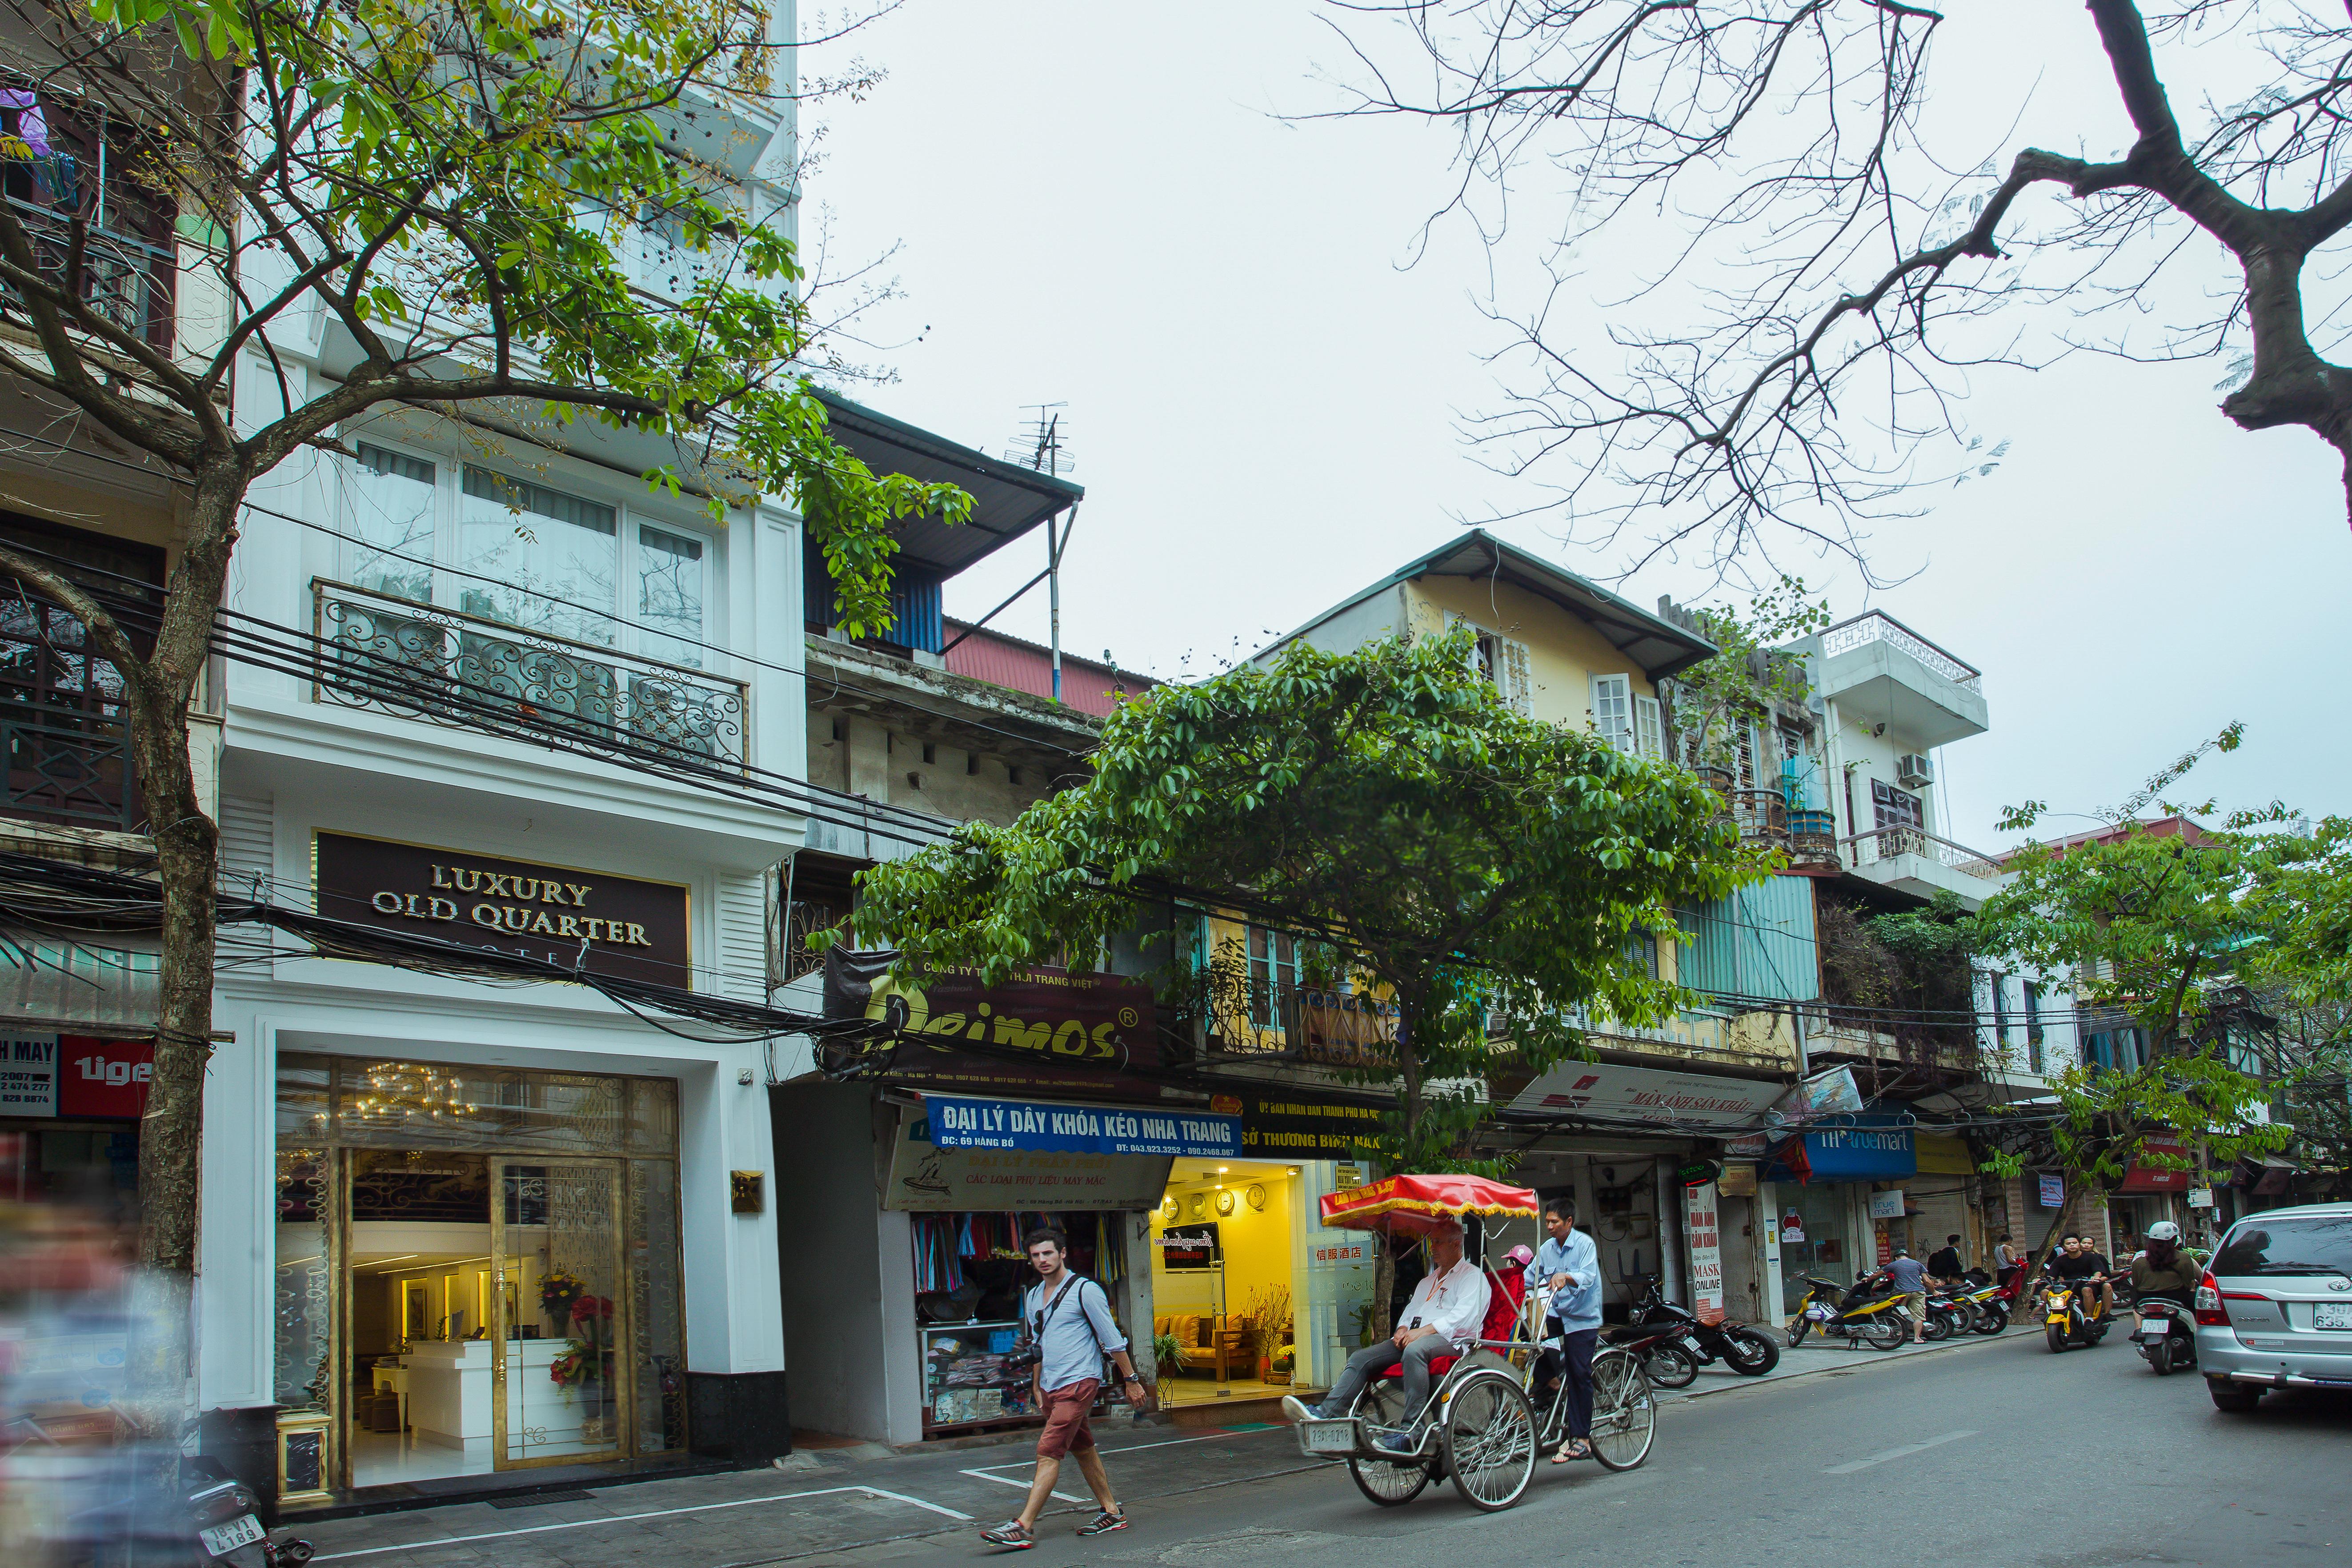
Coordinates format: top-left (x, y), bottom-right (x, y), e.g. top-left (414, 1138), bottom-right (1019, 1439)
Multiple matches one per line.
top-left (312, 578), bottom-right (751, 772)
top-left (1813, 611), bottom-right (1989, 747)
top-left (1198, 973), bottom-right (1401, 1071)
top-left (1839, 824), bottom-right (2009, 906)
top-left (0, 189), bottom-right (176, 354)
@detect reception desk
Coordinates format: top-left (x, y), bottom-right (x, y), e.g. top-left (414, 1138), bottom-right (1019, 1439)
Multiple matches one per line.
top-left (404, 1340), bottom-right (614, 1459)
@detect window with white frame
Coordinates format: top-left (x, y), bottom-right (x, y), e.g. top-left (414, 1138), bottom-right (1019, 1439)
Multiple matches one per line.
top-left (1633, 694), bottom-right (1663, 760)
top-left (1462, 622), bottom-right (1533, 715)
top-left (333, 442), bottom-right (714, 662)
top-left (1247, 924), bottom-right (1299, 1031)
top-left (1591, 673), bottom-right (1633, 751)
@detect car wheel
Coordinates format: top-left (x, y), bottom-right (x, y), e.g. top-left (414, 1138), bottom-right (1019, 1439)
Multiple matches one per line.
top-left (2207, 1379), bottom-right (2264, 1414)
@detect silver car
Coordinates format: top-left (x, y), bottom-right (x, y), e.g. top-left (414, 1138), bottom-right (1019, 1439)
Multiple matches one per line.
top-left (2196, 1201), bottom-right (2352, 1412)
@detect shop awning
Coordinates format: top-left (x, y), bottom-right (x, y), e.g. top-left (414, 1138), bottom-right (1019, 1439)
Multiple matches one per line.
top-left (922, 1092), bottom-right (1240, 1159)
top-left (1508, 1060), bottom-right (1789, 1129)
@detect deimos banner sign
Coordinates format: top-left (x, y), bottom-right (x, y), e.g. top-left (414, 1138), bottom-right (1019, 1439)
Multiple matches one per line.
top-left (823, 946), bottom-right (1158, 1094)
top-left (314, 832), bottom-right (690, 987)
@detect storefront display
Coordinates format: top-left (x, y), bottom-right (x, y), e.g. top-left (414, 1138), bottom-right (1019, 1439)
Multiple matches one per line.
top-left (272, 1054), bottom-right (687, 1498)
top-left (910, 1208), bottom-right (1133, 1436)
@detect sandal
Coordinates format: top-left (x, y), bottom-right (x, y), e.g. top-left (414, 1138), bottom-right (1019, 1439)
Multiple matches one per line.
top-left (1550, 1440), bottom-right (1591, 1464)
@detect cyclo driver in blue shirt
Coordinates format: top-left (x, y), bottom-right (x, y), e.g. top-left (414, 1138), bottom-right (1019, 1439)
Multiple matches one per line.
top-left (1527, 1194), bottom-right (1604, 1464)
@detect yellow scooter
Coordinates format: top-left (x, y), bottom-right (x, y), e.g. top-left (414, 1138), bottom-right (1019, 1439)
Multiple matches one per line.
top-left (2041, 1273), bottom-right (2112, 1352)
top-left (1788, 1276), bottom-right (1910, 1351)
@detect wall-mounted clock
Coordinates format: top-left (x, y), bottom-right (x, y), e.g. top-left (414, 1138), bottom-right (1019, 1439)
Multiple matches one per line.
top-left (1215, 1190), bottom-right (1236, 1216)
top-left (1189, 1191), bottom-right (1206, 1219)
top-left (1245, 1183), bottom-right (1267, 1212)
top-left (1160, 1195), bottom-right (1178, 1222)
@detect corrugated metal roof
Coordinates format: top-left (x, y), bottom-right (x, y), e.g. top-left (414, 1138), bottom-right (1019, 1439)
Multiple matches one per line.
top-left (813, 390), bottom-right (1082, 579)
top-left (941, 619), bottom-right (1153, 719)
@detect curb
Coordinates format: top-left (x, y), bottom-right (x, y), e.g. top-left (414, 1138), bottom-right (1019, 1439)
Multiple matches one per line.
top-left (1674, 1326), bottom-right (2022, 1402)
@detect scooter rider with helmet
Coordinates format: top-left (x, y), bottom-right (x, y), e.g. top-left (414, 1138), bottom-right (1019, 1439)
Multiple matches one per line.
top-left (2129, 1220), bottom-right (2199, 1316)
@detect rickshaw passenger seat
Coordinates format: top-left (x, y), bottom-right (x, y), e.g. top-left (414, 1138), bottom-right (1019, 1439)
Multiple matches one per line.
top-left (1377, 1264), bottom-right (1523, 1379)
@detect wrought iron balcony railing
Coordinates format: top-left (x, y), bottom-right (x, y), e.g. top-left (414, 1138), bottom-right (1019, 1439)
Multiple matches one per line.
top-left (0, 710), bottom-right (137, 830)
top-left (0, 194), bottom-right (176, 351)
top-left (1840, 825), bottom-right (2005, 881)
top-left (313, 579), bottom-right (750, 770)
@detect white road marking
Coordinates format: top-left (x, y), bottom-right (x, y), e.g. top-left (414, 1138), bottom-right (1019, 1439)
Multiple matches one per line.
top-left (1824, 1428), bottom-right (1979, 1475)
top-left (960, 1467), bottom-right (1085, 1502)
top-left (310, 1484), bottom-right (971, 1560)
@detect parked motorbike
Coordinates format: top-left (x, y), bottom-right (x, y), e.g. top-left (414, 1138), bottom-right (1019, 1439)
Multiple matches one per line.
top-left (1631, 1278), bottom-right (1781, 1376)
top-left (2041, 1274), bottom-right (2113, 1353)
top-left (188, 1457), bottom-right (314, 1568)
top-left (1943, 1279), bottom-right (2006, 1334)
top-left (2133, 1297), bottom-right (2198, 1376)
top-left (1786, 1276), bottom-right (1908, 1351)
top-left (1600, 1319), bottom-right (1702, 1388)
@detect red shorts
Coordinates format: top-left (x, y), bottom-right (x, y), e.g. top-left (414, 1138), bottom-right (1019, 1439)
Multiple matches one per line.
top-left (1035, 1379), bottom-right (1100, 1459)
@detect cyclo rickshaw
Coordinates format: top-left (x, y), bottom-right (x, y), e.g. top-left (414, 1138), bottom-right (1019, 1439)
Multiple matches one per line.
top-left (1289, 1175), bottom-right (1657, 1512)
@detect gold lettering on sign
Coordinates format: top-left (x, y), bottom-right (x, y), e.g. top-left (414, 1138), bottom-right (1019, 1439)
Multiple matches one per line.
top-left (359, 851), bottom-right (661, 957)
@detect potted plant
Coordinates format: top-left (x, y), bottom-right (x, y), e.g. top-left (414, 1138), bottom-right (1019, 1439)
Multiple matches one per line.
top-left (1152, 1331), bottom-right (1185, 1380)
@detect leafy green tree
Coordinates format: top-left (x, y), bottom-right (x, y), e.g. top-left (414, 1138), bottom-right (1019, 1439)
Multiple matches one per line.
top-left (1975, 729), bottom-right (2303, 1239)
top-left (0, 0), bottom-right (965, 1442)
top-left (843, 629), bottom-right (1766, 1174)
top-left (1658, 577), bottom-right (1828, 775)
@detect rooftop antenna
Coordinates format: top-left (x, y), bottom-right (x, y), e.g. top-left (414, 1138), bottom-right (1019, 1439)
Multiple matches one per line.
top-left (1004, 404), bottom-right (1078, 701)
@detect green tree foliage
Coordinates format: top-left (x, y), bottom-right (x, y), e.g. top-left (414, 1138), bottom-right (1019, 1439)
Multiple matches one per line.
top-left (1975, 729), bottom-right (2315, 1191)
top-left (1659, 577), bottom-right (1827, 772)
top-left (843, 629), bottom-right (1768, 1174)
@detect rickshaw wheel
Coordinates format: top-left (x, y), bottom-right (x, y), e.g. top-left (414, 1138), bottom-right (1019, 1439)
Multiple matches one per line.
top-left (1346, 1382), bottom-right (1432, 1507)
top-left (1587, 1347), bottom-right (1656, 1472)
top-left (1441, 1371), bottom-right (1535, 1512)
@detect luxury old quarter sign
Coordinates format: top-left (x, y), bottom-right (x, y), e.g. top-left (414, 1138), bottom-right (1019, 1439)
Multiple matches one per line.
top-left (314, 831), bottom-right (690, 987)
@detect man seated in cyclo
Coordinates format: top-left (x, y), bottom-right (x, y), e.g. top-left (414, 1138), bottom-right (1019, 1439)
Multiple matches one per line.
top-left (1283, 1218), bottom-right (1488, 1453)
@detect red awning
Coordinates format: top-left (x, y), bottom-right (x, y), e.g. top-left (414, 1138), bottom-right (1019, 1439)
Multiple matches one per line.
top-left (1318, 1174), bottom-right (1539, 1237)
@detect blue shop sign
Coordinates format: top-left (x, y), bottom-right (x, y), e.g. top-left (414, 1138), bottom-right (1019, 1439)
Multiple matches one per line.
top-left (1764, 1123), bottom-right (1917, 1183)
top-left (1802, 1126), bottom-right (1915, 1181)
top-left (921, 1093), bottom-right (1241, 1159)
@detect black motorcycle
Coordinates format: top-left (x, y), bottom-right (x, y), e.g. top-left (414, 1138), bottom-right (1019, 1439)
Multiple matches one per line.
top-left (2133, 1297), bottom-right (2198, 1376)
top-left (1631, 1278), bottom-right (1781, 1376)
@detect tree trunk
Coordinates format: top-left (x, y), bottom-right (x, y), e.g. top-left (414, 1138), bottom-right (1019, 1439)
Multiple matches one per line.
top-left (121, 464), bottom-right (240, 1470)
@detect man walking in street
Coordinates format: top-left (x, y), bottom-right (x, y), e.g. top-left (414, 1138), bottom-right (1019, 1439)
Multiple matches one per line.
top-left (1282, 1217), bottom-right (1487, 1452)
top-left (980, 1227), bottom-right (1149, 1551)
top-left (1528, 1195), bottom-right (1603, 1464)
top-left (1881, 1247), bottom-right (1932, 1342)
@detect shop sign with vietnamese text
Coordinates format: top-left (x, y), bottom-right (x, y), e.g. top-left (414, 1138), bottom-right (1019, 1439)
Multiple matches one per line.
top-left (0, 1035), bottom-right (152, 1119)
top-left (883, 1112), bottom-right (1170, 1212)
top-left (923, 1093), bottom-right (1240, 1159)
top-left (1683, 1181), bottom-right (1724, 1324)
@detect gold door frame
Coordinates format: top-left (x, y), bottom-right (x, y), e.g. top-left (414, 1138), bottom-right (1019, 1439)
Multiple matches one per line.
top-left (488, 1158), bottom-right (632, 1470)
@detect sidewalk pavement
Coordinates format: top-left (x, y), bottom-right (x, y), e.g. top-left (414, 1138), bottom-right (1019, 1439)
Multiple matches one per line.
top-left (1672, 1319), bottom-right (2023, 1400)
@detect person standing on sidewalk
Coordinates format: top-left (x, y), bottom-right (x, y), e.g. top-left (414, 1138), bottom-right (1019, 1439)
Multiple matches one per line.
top-left (1529, 1195), bottom-right (1603, 1464)
top-left (1881, 1248), bottom-right (1932, 1343)
top-left (980, 1227), bottom-right (1148, 1552)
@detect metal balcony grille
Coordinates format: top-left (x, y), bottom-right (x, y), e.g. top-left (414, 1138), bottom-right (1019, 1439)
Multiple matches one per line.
top-left (314, 580), bottom-right (750, 770)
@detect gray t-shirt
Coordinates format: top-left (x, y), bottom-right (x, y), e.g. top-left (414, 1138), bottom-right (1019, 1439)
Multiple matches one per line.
top-left (1021, 1273), bottom-right (1127, 1393)
top-left (1883, 1256), bottom-right (1929, 1294)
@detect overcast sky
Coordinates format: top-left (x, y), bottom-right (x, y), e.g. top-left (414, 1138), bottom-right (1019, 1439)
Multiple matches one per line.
top-left (804, 1), bottom-right (2352, 850)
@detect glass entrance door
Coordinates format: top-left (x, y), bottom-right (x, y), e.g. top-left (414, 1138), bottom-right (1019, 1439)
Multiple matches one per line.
top-left (490, 1159), bottom-right (629, 1468)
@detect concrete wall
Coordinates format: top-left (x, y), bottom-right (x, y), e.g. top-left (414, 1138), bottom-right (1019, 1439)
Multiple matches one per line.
top-left (805, 708), bottom-right (1057, 828)
top-left (1403, 575), bottom-right (1661, 728)
top-left (768, 1081), bottom-right (920, 1444)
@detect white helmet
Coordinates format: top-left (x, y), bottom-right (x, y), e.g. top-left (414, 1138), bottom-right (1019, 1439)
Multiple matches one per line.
top-left (2145, 1220), bottom-right (2181, 1243)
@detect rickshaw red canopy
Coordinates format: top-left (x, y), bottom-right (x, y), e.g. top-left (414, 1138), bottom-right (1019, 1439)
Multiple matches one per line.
top-left (1318, 1174), bottom-right (1539, 1237)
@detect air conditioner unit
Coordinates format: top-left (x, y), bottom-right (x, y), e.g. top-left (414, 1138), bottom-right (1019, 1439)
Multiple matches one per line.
top-left (1896, 753), bottom-right (1934, 789)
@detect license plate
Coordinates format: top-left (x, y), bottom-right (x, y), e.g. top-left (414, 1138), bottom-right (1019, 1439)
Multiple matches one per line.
top-left (2316, 1303), bottom-right (2352, 1331)
top-left (1300, 1421), bottom-right (1357, 1455)
top-left (2140, 1324), bottom-right (2168, 1339)
top-left (200, 1516), bottom-right (265, 1556)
